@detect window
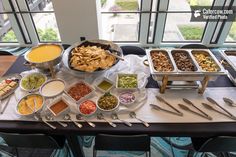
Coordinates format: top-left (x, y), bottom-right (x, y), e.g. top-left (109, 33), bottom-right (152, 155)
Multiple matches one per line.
top-left (0, 0), bottom-right (235, 47)
top-left (100, 0), bottom-right (141, 42)
top-left (26, 0), bottom-right (61, 42)
top-left (162, 0), bottom-right (213, 42)
top-left (0, 1), bottom-right (17, 42)
top-left (0, 0), bottom-right (61, 45)
top-left (225, 22), bottom-right (236, 42)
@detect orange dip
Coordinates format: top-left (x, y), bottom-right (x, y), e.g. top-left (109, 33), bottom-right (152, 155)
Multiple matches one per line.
top-left (50, 100), bottom-right (68, 115)
top-left (27, 45), bottom-right (62, 63)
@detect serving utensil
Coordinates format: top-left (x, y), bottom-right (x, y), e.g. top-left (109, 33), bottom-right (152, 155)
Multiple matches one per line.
top-left (202, 103), bottom-right (236, 120)
top-left (0, 96), bottom-right (11, 114)
top-left (111, 113), bottom-right (132, 127)
top-left (106, 50), bottom-right (124, 61)
top-left (64, 114), bottom-right (83, 128)
top-left (129, 112), bottom-right (149, 127)
top-left (223, 97), bottom-right (236, 107)
top-left (97, 113), bottom-right (116, 127)
top-left (14, 92), bottom-right (18, 101)
top-left (36, 115), bottom-right (56, 129)
top-left (156, 96), bottom-right (183, 116)
top-left (45, 115), bottom-right (68, 127)
top-left (183, 98), bottom-right (212, 120)
top-left (76, 114), bottom-right (96, 128)
top-left (206, 97), bottom-right (235, 118)
top-left (24, 98), bottom-right (39, 121)
top-left (178, 104), bottom-right (212, 120)
top-left (150, 104), bottom-right (182, 116)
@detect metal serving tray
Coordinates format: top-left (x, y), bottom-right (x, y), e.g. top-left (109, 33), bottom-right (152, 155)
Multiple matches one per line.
top-left (191, 49), bottom-right (225, 75)
top-left (220, 50), bottom-right (236, 85)
top-left (221, 50), bottom-right (236, 71)
top-left (146, 49), bottom-right (225, 81)
top-left (146, 49), bottom-right (177, 75)
top-left (171, 49), bottom-right (200, 73)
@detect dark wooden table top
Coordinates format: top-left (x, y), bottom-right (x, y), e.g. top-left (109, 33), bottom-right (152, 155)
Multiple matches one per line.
top-left (0, 56), bottom-right (17, 76)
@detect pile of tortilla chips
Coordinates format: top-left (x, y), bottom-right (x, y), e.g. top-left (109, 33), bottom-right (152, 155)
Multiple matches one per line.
top-left (70, 46), bottom-right (116, 72)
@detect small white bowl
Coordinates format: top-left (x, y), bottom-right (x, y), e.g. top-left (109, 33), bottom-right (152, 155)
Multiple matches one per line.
top-left (16, 93), bottom-right (45, 116)
top-left (64, 81), bottom-right (94, 103)
top-left (20, 72), bottom-right (47, 92)
top-left (118, 91), bottom-right (136, 106)
top-left (116, 73), bottom-right (138, 90)
top-left (97, 93), bottom-right (119, 113)
top-left (40, 79), bottom-right (65, 98)
top-left (95, 77), bottom-right (114, 93)
top-left (47, 96), bottom-right (70, 117)
top-left (78, 100), bottom-right (97, 117)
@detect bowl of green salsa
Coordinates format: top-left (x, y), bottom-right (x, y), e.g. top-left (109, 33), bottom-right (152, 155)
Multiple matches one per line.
top-left (96, 78), bottom-right (114, 92)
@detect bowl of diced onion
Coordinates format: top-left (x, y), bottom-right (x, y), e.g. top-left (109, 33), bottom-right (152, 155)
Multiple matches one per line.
top-left (118, 91), bottom-right (136, 106)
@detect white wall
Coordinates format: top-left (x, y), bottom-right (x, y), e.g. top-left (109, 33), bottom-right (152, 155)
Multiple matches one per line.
top-left (53, 0), bottom-right (99, 45)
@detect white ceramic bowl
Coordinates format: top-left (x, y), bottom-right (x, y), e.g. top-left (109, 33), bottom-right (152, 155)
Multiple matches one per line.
top-left (64, 80), bottom-right (94, 103)
top-left (78, 100), bottom-right (97, 117)
top-left (95, 77), bottom-right (114, 93)
top-left (118, 91), bottom-right (136, 106)
top-left (97, 93), bottom-right (119, 113)
top-left (39, 79), bottom-right (65, 98)
top-left (20, 72), bottom-right (47, 92)
top-left (47, 96), bottom-right (70, 116)
top-left (116, 73), bottom-right (138, 90)
top-left (16, 93), bottom-right (45, 116)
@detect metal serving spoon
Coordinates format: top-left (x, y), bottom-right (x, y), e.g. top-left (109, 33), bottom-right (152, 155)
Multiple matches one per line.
top-left (202, 103), bottom-right (236, 120)
top-left (223, 97), bottom-right (236, 107)
top-left (97, 113), bottom-right (116, 127)
top-left (45, 115), bottom-right (68, 127)
top-left (129, 112), bottom-right (149, 127)
top-left (76, 114), bottom-right (96, 128)
top-left (111, 113), bottom-right (132, 127)
top-left (64, 114), bottom-right (82, 128)
top-left (178, 104), bottom-right (212, 120)
top-left (36, 115), bottom-right (56, 129)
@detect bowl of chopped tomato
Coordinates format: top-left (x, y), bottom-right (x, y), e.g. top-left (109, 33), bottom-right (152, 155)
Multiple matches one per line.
top-left (78, 100), bottom-right (97, 116)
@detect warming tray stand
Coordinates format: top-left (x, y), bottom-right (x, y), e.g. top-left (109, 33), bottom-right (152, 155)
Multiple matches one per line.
top-left (146, 49), bottom-right (226, 94)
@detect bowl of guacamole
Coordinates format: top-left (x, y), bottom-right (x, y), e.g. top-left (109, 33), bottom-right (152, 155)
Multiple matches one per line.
top-left (20, 72), bottom-right (47, 92)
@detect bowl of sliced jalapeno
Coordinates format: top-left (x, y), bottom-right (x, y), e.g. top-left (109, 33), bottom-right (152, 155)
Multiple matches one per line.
top-left (97, 92), bottom-right (119, 112)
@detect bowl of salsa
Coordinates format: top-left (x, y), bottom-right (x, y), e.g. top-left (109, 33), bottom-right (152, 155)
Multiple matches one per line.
top-left (65, 81), bottom-right (94, 103)
top-left (47, 97), bottom-right (70, 116)
top-left (78, 100), bottom-right (97, 116)
top-left (96, 78), bottom-right (114, 93)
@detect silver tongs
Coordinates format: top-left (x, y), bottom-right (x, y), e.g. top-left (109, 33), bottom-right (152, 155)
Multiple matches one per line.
top-left (155, 96), bottom-right (183, 116)
top-left (205, 97), bottom-right (236, 120)
top-left (182, 98), bottom-right (212, 120)
top-left (150, 104), bottom-right (182, 116)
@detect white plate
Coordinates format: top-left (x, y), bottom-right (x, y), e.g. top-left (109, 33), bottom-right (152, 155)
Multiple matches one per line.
top-left (40, 79), bottom-right (65, 98)
top-left (0, 74), bottom-right (21, 100)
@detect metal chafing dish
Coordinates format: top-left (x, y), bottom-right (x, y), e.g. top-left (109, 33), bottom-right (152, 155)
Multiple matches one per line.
top-left (146, 49), bottom-right (225, 93)
top-left (24, 44), bottom-right (64, 78)
top-left (220, 50), bottom-right (236, 85)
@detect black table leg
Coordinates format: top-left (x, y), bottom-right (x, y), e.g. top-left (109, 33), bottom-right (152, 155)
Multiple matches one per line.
top-left (66, 135), bottom-right (84, 157)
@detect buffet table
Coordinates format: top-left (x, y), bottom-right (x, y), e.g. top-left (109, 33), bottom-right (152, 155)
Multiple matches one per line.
top-left (1, 50), bottom-right (236, 157)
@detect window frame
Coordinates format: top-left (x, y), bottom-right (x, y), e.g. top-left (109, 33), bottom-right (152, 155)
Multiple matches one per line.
top-left (0, 0), bottom-right (61, 46)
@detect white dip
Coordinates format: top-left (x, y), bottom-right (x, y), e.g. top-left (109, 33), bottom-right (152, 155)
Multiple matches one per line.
top-left (41, 80), bottom-right (65, 97)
